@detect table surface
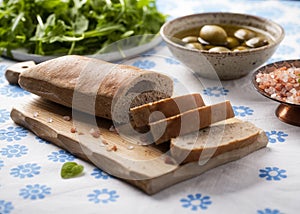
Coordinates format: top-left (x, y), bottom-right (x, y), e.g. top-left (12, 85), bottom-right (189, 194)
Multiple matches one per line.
top-left (1, 0), bottom-right (300, 214)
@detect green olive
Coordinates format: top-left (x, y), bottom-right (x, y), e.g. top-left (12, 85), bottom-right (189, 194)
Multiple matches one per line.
top-left (199, 25), bottom-right (227, 45)
top-left (208, 46), bottom-right (230, 52)
top-left (226, 37), bottom-right (240, 49)
top-left (245, 36), bottom-right (269, 48)
top-left (182, 36), bottom-right (198, 43)
top-left (185, 42), bottom-right (204, 50)
top-left (234, 28), bottom-right (256, 41)
top-left (203, 45), bottom-right (215, 50)
top-left (198, 37), bottom-right (210, 45)
top-left (232, 46), bottom-right (249, 52)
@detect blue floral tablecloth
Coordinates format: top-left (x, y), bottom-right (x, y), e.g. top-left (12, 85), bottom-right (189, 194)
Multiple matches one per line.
top-left (1, 0), bottom-right (300, 214)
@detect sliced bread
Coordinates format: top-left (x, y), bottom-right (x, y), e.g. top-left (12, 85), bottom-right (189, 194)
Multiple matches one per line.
top-left (150, 100), bottom-right (235, 144)
top-left (170, 118), bottom-right (268, 164)
top-left (130, 93), bottom-right (205, 128)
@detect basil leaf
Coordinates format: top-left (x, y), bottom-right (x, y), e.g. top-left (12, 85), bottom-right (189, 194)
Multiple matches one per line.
top-left (61, 162), bottom-right (84, 179)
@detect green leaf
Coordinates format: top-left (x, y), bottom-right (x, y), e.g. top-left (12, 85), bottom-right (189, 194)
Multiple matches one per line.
top-left (61, 162), bottom-right (84, 179)
top-left (74, 14), bottom-right (89, 34)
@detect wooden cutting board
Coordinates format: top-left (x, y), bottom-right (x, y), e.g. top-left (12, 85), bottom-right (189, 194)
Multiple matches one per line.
top-left (11, 97), bottom-right (266, 195)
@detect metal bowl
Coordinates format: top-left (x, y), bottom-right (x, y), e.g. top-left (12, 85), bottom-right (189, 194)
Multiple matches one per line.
top-left (252, 59), bottom-right (300, 126)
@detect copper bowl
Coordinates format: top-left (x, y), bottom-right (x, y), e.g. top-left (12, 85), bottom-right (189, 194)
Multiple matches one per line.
top-left (252, 59), bottom-right (300, 126)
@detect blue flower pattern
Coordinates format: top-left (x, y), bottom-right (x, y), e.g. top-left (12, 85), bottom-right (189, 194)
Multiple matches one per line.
top-left (233, 106), bottom-right (254, 117)
top-left (165, 58), bottom-right (180, 65)
top-left (180, 193), bottom-right (212, 211)
top-left (266, 131), bottom-right (288, 143)
top-left (132, 60), bottom-right (155, 69)
top-left (0, 126), bottom-right (28, 142)
top-left (0, 200), bottom-right (14, 214)
top-left (91, 168), bottom-right (113, 180)
top-left (259, 167), bottom-right (287, 181)
top-left (10, 163), bottom-right (41, 179)
top-left (35, 136), bottom-right (51, 144)
top-left (1, 144), bottom-right (28, 158)
top-left (48, 150), bottom-right (75, 162)
top-left (203, 86), bottom-right (229, 97)
top-left (0, 85), bottom-right (30, 98)
top-left (0, 109), bottom-right (10, 123)
top-left (88, 189), bottom-right (119, 204)
top-left (19, 184), bottom-right (51, 200)
top-left (257, 208), bottom-right (283, 214)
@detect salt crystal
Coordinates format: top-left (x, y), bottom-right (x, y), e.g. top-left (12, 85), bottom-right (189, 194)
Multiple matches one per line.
top-left (106, 145), bottom-right (117, 152)
top-left (63, 116), bottom-right (71, 121)
top-left (127, 145), bottom-right (134, 150)
top-left (33, 112), bottom-right (39, 118)
top-left (256, 78), bottom-right (261, 83)
top-left (109, 125), bottom-right (116, 132)
top-left (47, 118), bottom-right (53, 123)
top-left (290, 88), bottom-right (297, 95)
top-left (89, 128), bottom-right (100, 138)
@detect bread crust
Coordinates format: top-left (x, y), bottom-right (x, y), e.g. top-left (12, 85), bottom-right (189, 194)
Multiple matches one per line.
top-left (130, 93), bottom-right (205, 128)
top-left (150, 100), bottom-right (235, 144)
top-left (18, 55), bottom-right (173, 122)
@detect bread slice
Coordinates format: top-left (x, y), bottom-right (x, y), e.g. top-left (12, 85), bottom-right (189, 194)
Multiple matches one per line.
top-left (18, 55), bottom-right (173, 123)
top-left (150, 100), bottom-right (235, 144)
top-left (130, 93), bottom-right (205, 128)
top-left (170, 118), bottom-right (268, 164)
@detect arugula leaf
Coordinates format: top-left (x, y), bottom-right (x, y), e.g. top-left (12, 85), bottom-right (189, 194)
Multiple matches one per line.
top-left (0, 0), bottom-right (167, 56)
top-left (61, 162), bottom-right (84, 179)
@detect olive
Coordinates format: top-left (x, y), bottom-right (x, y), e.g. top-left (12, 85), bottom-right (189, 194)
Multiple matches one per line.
top-left (234, 28), bottom-right (256, 41)
top-left (203, 45), bottom-right (215, 50)
top-left (199, 25), bottom-right (227, 46)
top-left (170, 37), bottom-right (186, 46)
top-left (208, 46), bottom-right (230, 52)
top-left (198, 37), bottom-right (210, 45)
top-left (185, 42), bottom-right (204, 50)
top-left (232, 46), bottom-right (249, 52)
top-left (245, 36), bottom-right (269, 48)
top-left (182, 36), bottom-right (198, 43)
top-left (226, 37), bottom-right (240, 49)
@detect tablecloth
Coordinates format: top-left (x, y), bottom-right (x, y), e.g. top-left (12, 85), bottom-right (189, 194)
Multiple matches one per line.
top-left (1, 0), bottom-right (300, 214)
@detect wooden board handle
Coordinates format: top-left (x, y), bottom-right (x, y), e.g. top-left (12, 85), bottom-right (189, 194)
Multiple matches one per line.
top-left (5, 61), bottom-right (36, 85)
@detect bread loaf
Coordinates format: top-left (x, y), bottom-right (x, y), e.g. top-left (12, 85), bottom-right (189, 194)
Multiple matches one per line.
top-left (18, 55), bottom-right (173, 123)
top-left (130, 93), bottom-right (205, 128)
top-left (170, 118), bottom-right (268, 164)
top-left (150, 100), bottom-right (235, 144)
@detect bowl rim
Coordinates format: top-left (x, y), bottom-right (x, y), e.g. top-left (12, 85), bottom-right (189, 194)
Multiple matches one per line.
top-left (252, 59), bottom-right (300, 107)
top-left (160, 12), bottom-right (285, 56)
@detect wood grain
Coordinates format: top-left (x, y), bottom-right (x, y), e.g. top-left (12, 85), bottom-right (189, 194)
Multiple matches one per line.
top-left (11, 97), bottom-right (268, 194)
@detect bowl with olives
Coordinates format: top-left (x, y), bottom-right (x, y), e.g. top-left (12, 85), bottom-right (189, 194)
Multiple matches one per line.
top-left (160, 12), bottom-right (284, 80)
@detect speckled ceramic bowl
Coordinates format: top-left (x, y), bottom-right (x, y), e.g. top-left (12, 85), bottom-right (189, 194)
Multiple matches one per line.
top-left (160, 12), bottom-right (284, 80)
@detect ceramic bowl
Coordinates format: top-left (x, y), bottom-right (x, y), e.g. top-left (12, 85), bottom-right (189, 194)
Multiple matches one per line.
top-left (160, 12), bottom-right (285, 80)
